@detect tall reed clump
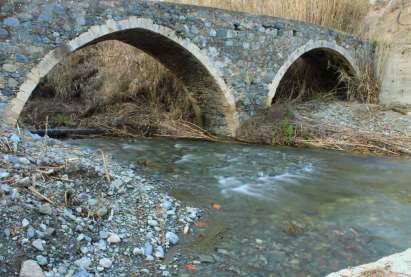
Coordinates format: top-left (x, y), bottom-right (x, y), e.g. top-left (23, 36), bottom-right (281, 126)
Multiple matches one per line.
top-left (337, 42), bottom-right (391, 104)
top-left (170, 0), bottom-right (369, 33)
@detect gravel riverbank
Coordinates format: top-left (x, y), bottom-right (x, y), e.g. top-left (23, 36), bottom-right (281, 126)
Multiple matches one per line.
top-left (0, 121), bottom-right (201, 277)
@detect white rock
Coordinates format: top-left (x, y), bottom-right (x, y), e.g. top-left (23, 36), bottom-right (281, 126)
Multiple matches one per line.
top-left (22, 218), bottom-right (30, 227)
top-left (148, 219), bottom-right (158, 227)
top-left (74, 257), bottom-right (92, 269)
top-left (166, 232), bottom-right (179, 245)
top-left (327, 248), bottom-right (411, 277)
top-left (99, 258), bottom-right (112, 269)
top-left (38, 204), bottom-right (52, 216)
top-left (155, 246), bottom-right (165, 258)
top-left (19, 260), bottom-right (45, 277)
top-left (107, 233), bottom-right (121, 244)
top-left (183, 224), bottom-right (190, 235)
top-left (133, 247), bottom-right (144, 256)
top-left (32, 239), bottom-right (44, 251)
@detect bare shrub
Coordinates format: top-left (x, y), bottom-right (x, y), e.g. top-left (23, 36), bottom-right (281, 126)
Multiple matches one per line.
top-left (338, 54), bottom-right (381, 104)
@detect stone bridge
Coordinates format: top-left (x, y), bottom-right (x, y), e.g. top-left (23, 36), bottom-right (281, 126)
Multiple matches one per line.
top-left (0, 0), bottom-right (371, 137)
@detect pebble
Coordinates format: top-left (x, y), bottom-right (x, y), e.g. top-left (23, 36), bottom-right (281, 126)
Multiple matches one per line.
top-left (107, 233), bottom-right (121, 244)
top-left (4, 228), bottom-right (11, 238)
top-left (198, 254), bottom-right (215, 263)
top-left (32, 239), bottom-right (44, 251)
top-left (22, 218), bottom-right (30, 227)
top-left (148, 219), bottom-right (158, 227)
top-left (155, 246), bottom-right (165, 258)
top-left (77, 234), bottom-right (85, 241)
top-left (38, 204), bottom-right (52, 216)
top-left (133, 247), bottom-right (143, 256)
top-left (95, 206), bottom-right (108, 217)
top-left (36, 255), bottom-right (48, 266)
top-left (99, 230), bottom-right (109, 239)
top-left (27, 227), bottom-right (35, 238)
top-left (19, 260), bottom-right (44, 277)
top-left (166, 232), bottom-right (179, 245)
top-left (98, 239), bottom-right (107, 250)
top-left (0, 171), bottom-right (10, 179)
top-left (74, 257), bottom-right (92, 269)
top-left (162, 200), bottom-right (172, 210)
top-left (143, 243), bottom-right (153, 256)
top-left (99, 258), bottom-right (112, 269)
top-left (73, 270), bottom-right (92, 277)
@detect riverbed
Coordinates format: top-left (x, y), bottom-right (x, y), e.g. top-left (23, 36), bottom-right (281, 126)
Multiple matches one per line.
top-left (70, 137), bottom-right (411, 276)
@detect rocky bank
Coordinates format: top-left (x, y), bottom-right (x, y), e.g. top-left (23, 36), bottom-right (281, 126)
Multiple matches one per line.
top-left (0, 121), bottom-right (201, 276)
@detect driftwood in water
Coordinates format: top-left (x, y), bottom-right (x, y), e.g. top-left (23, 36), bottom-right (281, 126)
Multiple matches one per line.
top-left (30, 128), bottom-right (107, 138)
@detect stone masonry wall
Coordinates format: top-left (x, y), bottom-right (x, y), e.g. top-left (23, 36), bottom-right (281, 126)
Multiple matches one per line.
top-left (0, 0), bottom-right (371, 136)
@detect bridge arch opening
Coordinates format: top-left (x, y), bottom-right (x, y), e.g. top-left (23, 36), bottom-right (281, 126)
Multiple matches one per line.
top-left (8, 18), bottom-right (238, 137)
top-left (267, 41), bottom-right (358, 105)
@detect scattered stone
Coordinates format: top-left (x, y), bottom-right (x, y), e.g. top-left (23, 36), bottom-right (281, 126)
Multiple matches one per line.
top-left (99, 230), bottom-right (109, 239)
top-left (3, 17), bottom-right (20, 27)
top-left (162, 200), bottom-right (172, 210)
top-left (36, 255), bottom-right (48, 266)
top-left (148, 219), bottom-right (158, 227)
top-left (95, 206), bottom-right (108, 217)
top-left (107, 233), bottom-right (121, 244)
top-left (27, 227), bottom-right (35, 238)
top-left (19, 260), bottom-right (44, 277)
top-left (143, 243), bottom-right (153, 256)
top-left (166, 232), bottom-right (179, 245)
top-left (133, 247), bottom-right (143, 256)
top-left (0, 171), bottom-right (10, 179)
top-left (99, 257), bottom-right (112, 269)
top-left (2, 64), bottom-right (18, 72)
top-left (198, 254), bottom-right (215, 264)
top-left (38, 204), bottom-right (52, 216)
top-left (4, 228), bottom-right (11, 238)
top-left (155, 246), bottom-right (165, 258)
top-left (74, 257), bottom-right (92, 269)
top-left (73, 270), bottom-right (92, 277)
top-left (0, 28), bottom-right (9, 39)
top-left (22, 218), bottom-right (30, 228)
top-left (32, 239), bottom-right (44, 251)
top-left (98, 239), bottom-right (107, 250)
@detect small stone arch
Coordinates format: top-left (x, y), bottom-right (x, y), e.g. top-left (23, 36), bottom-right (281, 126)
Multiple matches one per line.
top-left (5, 17), bottom-right (239, 137)
top-left (266, 40), bottom-right (359, 106)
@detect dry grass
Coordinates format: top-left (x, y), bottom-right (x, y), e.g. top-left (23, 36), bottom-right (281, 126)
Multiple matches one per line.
top-left (170, 0), bottom-right (370, 33)
top-left (338, 57), bottom-right (380, 104)
top-left (21, 40), bottom-right (201, 137)
top-left (294, 113), bottom-right (411, 156)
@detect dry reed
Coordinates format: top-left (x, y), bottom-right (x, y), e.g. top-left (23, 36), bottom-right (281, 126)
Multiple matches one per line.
top-left (170, 0), bottom-right (370, 33)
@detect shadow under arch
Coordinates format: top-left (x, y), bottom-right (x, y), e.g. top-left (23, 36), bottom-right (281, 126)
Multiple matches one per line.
top-left (6, 17), bottom-right (239, 137)
top-left (266, 40), bottom-right (359, 106)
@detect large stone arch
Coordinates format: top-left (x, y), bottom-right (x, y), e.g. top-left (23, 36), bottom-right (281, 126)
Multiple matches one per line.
top-left (5, 17), bottom-right (239, 137)
top-left (266, 40), bottom-right (360, 106)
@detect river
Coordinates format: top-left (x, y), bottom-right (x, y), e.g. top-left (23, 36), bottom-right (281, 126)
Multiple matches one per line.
top-left (70, 137), bottom-right (411, 276)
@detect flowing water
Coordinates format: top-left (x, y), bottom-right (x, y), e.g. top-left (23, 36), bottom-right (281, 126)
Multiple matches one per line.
top-left (70, 138), bottom-right (411, 276)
